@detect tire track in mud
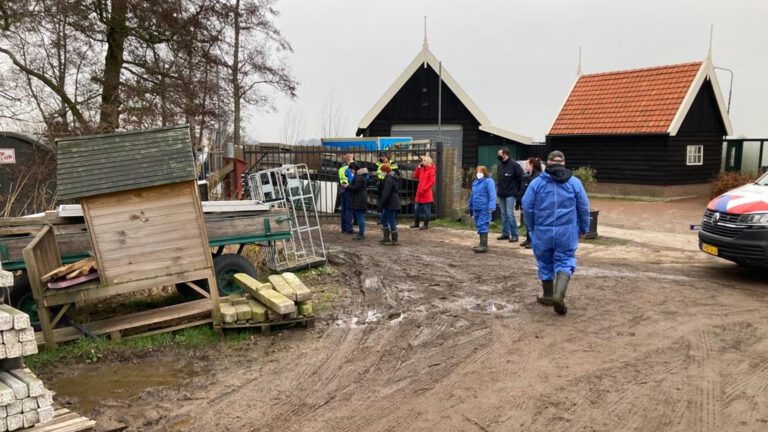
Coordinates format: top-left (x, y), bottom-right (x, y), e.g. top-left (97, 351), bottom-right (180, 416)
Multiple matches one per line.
top-left (720, 354), bottom-right (768, 427)
top-left (687, 306), bottom-right (722, 432)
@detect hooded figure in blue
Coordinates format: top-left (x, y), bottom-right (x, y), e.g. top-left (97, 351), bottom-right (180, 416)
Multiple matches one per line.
top-left (521, 151), bottom-right (590, 315)
top-left (467, 165), bottom-right (496, 253)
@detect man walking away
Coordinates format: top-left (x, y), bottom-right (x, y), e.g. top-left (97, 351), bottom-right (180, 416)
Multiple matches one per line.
top-left (338, 154), bottom-right (355, 234)
top-left (377, 164), bottom-right (401, 245)
top-left (411, 155), bottom-right (436, 230)
top-left (468, 166), bottom-right (496, 253)
top-left (521, 151), bottom-right (590, 315)
top-left (496, 148), bottom-right (524, 242)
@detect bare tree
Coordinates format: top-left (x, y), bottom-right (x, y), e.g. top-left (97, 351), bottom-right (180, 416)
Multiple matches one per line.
top-left (281, 105), bottom-right (305, 145)
top-left (317, 89), bottom-right (346, 138)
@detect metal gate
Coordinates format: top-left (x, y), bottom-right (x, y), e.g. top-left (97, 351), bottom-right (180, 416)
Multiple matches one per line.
top-left (242, 143), bottom-right (443, 220)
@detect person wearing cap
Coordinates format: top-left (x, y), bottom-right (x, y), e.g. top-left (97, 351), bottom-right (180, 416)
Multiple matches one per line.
top-left (377, 163), bottom-right (401, 245)
top-left (521, 151), bottom-right (590, 315)
top-left (467, 166), bottom-right (496, 253)
top-left (338, 153), bottom-right (355, 234)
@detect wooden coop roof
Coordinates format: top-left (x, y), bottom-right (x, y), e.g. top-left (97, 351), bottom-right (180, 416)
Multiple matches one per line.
top-left (548, 58), bottom-right (733, 136)
top-left (56, 125), bottom-right (196, 200)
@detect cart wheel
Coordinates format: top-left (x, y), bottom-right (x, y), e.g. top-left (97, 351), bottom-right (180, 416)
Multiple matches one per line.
top-left (176, 254), bottom-right (258, 298)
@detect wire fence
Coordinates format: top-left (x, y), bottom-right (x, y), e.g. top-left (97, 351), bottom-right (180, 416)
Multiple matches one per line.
top-left (242, 144), bottom-right (444, 220)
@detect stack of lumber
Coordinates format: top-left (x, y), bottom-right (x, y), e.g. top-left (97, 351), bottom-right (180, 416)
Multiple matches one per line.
top-left (222, 272), bottom-right (313, 325)
top-left (0, 306), bottom-right (54, 431)
top-left (41, 258), bottom-right (98, 289)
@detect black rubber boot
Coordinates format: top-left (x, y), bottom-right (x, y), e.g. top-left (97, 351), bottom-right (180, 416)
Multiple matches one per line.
top-left (380, 229), bottom-right (391, 245)
top-left (520, 237), bottom-right (531, 248)
top-left (410, 218), bottom-right (420, 229)
top-left (552, 271), bottom-right (570, 315)
top-left (472, 233), bottom-right (489, 253)
top-left (419, 220), bottom-right (429, 230)
top-left (497, 234), bottom-right (510, 240)
top-left (390, 231), bottom-right (399, 245)
top-left (537, 280), bottom-right (554, 306)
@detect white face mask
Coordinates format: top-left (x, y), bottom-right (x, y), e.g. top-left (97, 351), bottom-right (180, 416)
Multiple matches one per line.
top-left (476, 173), bottom-right (483, 179)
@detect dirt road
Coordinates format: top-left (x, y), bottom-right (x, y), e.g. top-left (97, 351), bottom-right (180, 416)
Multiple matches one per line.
top-left (46, 199), bottom-right (768, 431)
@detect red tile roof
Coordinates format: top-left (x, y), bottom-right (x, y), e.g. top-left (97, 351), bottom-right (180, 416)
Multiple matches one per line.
top-left (549, 62), bottom-right (703, 135)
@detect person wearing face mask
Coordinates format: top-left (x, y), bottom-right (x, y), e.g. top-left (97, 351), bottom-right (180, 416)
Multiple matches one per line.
top-left (467, 166), bottom-right (496, 253)
top-left (521, 151), bottom-right (590, 315)
top-left (495, 148), bottom-right (524, 243)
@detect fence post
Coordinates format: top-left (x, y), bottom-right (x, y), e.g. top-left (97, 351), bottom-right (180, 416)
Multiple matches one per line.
top-left (435, 141), bottom-right (444, 219)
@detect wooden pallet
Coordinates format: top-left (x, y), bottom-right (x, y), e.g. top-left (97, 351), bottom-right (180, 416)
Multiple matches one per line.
top-left (35, 299), bottom-right (213, 346)
top-left (221, 316), bottom-right (315, 332)
top-left (21, 407), bottom-right (95, 432)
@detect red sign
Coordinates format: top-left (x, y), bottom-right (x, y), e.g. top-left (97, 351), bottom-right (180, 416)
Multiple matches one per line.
top-left (0, 149), bottom-right (15, 164)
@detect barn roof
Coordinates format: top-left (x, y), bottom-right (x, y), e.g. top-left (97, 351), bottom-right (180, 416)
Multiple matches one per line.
top-left (548, 58), bottom-right (733, 136)
top-left (56, 125), bottom-right (196, 200)
top-left (358, 43), bottom-right (533, 145)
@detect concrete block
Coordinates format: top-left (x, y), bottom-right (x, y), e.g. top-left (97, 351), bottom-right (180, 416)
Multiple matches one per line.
top-left (3, 342), bottom-right (20, 360)
top-left (0, 306), bottom-right (29, 331)
top-left (20, 342), bottom-right (37, 357)
top-left (219, 304), bottom-right (238, 324)
top-left (0, 270), bottom-right (12, 288)
top-left (5, 414), bottom-right (20, 432)
top-left (2, 331), bottom-right (17, 345)
top-left (9, 370), bottom-right (44, 397)
top-left (36, 406), bottom-right (53, 424)
top-left (0, 346), bottom-right (7, 361)
top-left (17, 329), bottom-right (34, 344)
top-left (233, 303), bottom-right (251, 321)
top-left (298, 300), bottom-right (314, 317)
top-left (5, 401), bottom-right (20, 416)
top-left (236, 274), bottom-right (296, 314)
top-left (0, 381), bottom-right (14, 406)
top-left (0, 404), bottom-right (6, 417)
top-left (36, 391), bottom-right (53, 409)
top-left (21, 398), bottom-right (36, 413)
top-left (0, 311), bottom-right (12, 332)
top-left (0, 373), bottom-right (27, 399)
top-left (0, 417), bottom-right (7, 432)
top-left (21, 410), bottom-right (37, 428)
top-left (231, 296), bottom-right (248, 306)
top-left (248, 300), bottom-right (267, 323)
top-left (281, 272), bottom-right (312, 302)
top-left (268, 275), bottom-right (296, 301)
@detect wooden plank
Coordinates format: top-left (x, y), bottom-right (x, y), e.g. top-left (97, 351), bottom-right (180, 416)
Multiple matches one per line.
top-left (280, 273), bottom-right (312, 302)
top-left (86, 194), bottom-right (193, 218)
top-left (98, 239), bottom-right (205, 263)
top-left (78, 182), bottom-right (188, 209)
top-left (87, 201), bottom-right (196, 226)
top-left (268, 275), bottom-right (296, 301)
top-left (97, 231), bottom-right (203, 256)
top-left (105, 256), bottom-right (209, 284)
top-left (91, 210), bottom-right (199, 235)
top-left (54, 200), bottom-right (271, 218)
top-left (42, 269), bottom-right (213, 307)
top-left (234, 274), bottom-right (295, 315)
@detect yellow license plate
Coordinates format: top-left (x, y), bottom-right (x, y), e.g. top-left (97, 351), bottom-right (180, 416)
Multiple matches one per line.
top-left (702, 243), bottom-right (718, 256)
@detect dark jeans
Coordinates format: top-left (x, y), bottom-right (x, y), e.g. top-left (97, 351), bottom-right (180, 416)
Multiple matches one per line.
top-left (340, 190), bottom-right (353, 232)
top-left (414, 202), bottom-right (432, 221)
top-left (381, 208), bottom-right (398, 232)
top-left (354, 210), bottom-right (366, 237)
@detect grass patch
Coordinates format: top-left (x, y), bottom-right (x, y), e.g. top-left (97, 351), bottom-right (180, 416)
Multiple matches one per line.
top-left (26, 326), bottom-right (249, 372)
top-left (314, 285), bottom-right (341, 314)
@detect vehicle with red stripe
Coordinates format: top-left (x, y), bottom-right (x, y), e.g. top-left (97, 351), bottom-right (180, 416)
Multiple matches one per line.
top-left (699, 171), bottom-right (768, 266)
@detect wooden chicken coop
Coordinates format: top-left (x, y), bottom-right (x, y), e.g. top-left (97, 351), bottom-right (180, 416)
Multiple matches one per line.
top-left (25, 126), bottom-right (221, 347)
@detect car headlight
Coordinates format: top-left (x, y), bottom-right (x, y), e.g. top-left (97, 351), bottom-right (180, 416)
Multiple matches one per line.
top-left (737, 213), bottom-right (768, 225)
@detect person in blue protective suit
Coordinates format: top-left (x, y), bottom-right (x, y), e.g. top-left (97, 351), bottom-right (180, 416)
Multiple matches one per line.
top-left (467, 166), bottom-right (496, 253)
top-left (521, 151), bottom-right (590, 315)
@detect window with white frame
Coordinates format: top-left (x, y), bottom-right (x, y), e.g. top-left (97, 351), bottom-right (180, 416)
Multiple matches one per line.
top-left (686, 145), bottom-right (703, 166)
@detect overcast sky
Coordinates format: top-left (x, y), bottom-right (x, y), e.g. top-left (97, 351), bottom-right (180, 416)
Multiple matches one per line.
top-left (246, 0), bottom-right (768, 143)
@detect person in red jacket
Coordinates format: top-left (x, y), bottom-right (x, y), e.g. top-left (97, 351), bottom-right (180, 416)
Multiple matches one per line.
top-left (411, 155), bottom-right (436, 230)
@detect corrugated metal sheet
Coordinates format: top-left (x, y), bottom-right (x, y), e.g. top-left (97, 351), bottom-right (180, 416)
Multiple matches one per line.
top-left (56, 125), bottom-right (196, 200)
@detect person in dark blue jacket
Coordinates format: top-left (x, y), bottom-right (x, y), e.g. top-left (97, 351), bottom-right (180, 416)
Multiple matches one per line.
top-left (467, 166), bottom-right (496, 253)
top-left (521, 151), bottom-right (590, 315)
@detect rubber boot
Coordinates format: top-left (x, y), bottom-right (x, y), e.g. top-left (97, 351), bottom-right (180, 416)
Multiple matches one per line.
top-left (552, 271), bottom-right (570, 315)
top-left (472, 233), bottom-right (489, 253)
top-left (390, 231), bottom-right (399, 245)
top-left (380, 229), bottom-right (391, 245)
top-left (536, 280), bottom-right (554, 306)
top-left (419, 220), bottom-right (429, 230)
top-left (410, 218), bottom-right (420, 229)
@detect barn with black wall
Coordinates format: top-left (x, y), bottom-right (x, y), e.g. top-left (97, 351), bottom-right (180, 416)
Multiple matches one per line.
top-left (356, 41), bottom-right (532, 169)
top-left (544, 59), bottom-right (733, 197)
top-left (0, 131), bottom-right (56, 216)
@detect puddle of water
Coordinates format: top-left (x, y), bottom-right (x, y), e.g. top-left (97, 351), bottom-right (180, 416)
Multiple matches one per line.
top-left (50, 361), bottom-right (197, 413)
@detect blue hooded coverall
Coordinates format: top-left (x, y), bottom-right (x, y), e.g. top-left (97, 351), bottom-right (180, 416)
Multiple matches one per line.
top-left (521, 167), bottom-right (590, 281)
top-left (468, 176), bottom-right (496, 234)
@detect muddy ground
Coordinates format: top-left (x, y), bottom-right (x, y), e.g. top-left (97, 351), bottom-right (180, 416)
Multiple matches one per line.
top-left (43, 197), bottom-right (768, 432)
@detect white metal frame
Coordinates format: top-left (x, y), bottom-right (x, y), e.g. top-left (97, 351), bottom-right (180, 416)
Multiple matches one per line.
top-left (248, 164), bottom-right (327, 272)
